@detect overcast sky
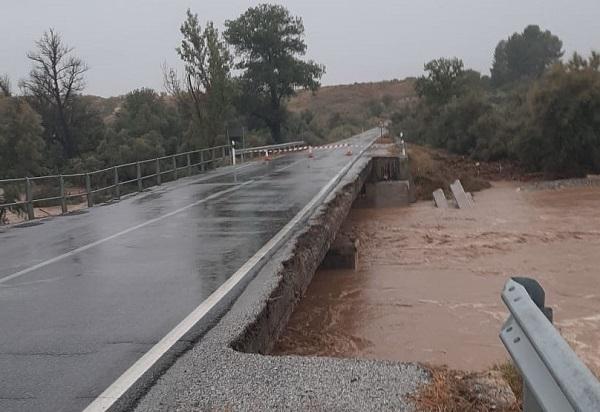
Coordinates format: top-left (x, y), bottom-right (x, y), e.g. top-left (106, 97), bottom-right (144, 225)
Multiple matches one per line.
top-left (2, 0), bottom-right (599, 97)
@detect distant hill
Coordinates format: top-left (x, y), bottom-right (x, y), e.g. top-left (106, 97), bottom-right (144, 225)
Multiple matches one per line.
top-left (79, 95), bottom-right (123, 123)
top-left (287, 78), bottom-right (417, 142)
top-left (289, 78), bottom-right (416, 115)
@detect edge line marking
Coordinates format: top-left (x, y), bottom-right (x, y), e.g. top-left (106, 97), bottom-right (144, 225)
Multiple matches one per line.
top-left (0, 182), bottom-right (252, 285)
top-left (82, 130), bottom-right (379, 412)
top-left (1, 156), bottom-right (308, 285)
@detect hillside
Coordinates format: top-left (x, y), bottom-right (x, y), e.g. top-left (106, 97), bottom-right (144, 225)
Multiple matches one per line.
top-left (79, 95), bottom-right (123, 122)
top-left (289, 78), bottom-right (416, 115)
top-left (79, 78), bottom-right (418, 145)
top-left (287, 78), bottom-right (417, 143)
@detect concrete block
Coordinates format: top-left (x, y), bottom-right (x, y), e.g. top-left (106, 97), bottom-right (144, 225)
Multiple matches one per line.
top-left (354, 181), bottom-right (411, 208)
top-left (450, 179), bottom-right (474, 209)
top-left (432, 189), bottom-right (448, 209)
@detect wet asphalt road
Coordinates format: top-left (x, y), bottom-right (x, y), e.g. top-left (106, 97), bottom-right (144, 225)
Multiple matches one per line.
top-left (0, 132), bottom-right (377, 412)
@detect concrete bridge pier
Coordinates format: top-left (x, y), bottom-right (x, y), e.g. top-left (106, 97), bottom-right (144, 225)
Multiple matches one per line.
top-left (322, 139), bottom-right (414, 271)
top-left (354, 141), bottom-right (415, 208)
top-left (320, 234), bottom-right (360, 270)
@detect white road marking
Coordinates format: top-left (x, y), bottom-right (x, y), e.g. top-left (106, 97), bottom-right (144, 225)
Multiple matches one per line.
top-left (0, 157), bottom-right (307, 286)
top-left (0, 183), bottom-right (253, 285)
top-left (82, 132), bottom-right (379, 412)
top-left (165, 162), bottom-right (254, 188)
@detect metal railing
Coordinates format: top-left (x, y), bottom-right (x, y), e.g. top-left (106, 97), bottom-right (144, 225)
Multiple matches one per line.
top-left (0, 141), bottom-right (304, 222)
top-left (500, 277), bottom-right (600, 411)
top-left (232, 141), bottom-right (305, 163)
top-left (0, 145), bottom-right (231, 220)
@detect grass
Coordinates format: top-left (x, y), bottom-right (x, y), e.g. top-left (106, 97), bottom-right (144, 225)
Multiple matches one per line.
top-left (414, 362), bottom-right (522, 412)
top-left (492, 362), bottom-right (523, 408)
top-left (414, 366), bottom-right (478, 412)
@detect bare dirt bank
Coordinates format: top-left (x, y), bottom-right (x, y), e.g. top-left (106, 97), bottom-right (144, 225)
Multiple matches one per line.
top-left (274, 181), bottom-right (600, 374)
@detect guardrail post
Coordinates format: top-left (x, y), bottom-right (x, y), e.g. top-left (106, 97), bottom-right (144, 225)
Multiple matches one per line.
top-left (222, 146), bottom-right (226, 160)
top-left (200, 150), bottom-right (205, 172)
top-left (172, 156), bottom-right (177, 180)
top-left (59, 175), bottom-right (67, 214)
top-left (25, 177), bottom-right (34, 220)
top-left (114, 167), bottom-right (120, 200)
top-left (212, 148), bottom-right (217, 168)
top-left (513, 276), bottom-right (553, 322)
top-left (136, 162), bottom-right (143, 192)
top-left (186, 153), bottom-right (192, 176)
top-left (85, 173), bottom-right (93, 208)
top-left (156, 158), bottom-right (161, 185)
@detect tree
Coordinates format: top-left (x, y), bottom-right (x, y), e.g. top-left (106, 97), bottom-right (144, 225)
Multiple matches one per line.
top-left (415, 58), bottom-right (465, 106)
top-left (68, 96), bottom-right (107, 156)
top-left (0, 97), bottom-right (46, 178)
top-left (407, 59), bottom-right (512, 159)
top-left (224, 4), bottom-right (325, 143)
top-left (567, 51), bottom-right (600, 71)
top-left (21, 29), bottom-right (88, 160)
top-left (170, 10), bottom-right (233, 148)
top-left (517, 53), bottom-right (600, 175)
top-left (491, 25), bottom-right (563, 87)
top-left (437, 92), bottom-right (491, 155)
top-left (0, 74), bottom-right (11, 97)
top-left (98, 88), bottom-right (181, 165)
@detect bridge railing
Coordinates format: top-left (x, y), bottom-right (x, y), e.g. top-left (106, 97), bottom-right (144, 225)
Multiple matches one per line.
top-left (0, 141), bottom-right (303, 222)
top-left (500, 278), bottom-right (600, 411)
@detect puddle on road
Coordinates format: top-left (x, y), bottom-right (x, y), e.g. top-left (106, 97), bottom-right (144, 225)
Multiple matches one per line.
top-left (273, 182), bottom-right (600, 373)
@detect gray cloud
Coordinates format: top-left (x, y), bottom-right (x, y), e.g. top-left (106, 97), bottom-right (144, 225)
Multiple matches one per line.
top-left (2, 0), bottom-right (599, 96)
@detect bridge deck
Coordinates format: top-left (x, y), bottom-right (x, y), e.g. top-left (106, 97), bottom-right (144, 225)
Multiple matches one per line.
top-left (0, 132), bottom-right (374, 412)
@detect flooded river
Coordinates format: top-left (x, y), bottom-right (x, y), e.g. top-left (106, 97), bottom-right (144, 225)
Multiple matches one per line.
top-left (273, 182), bottom-right (600, 372)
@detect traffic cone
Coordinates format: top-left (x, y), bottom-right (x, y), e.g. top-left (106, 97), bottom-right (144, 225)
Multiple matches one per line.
top-left (308, 146), bottom-right (314, 158)
top-left (345, 147), bottom-right (353, 156)
top-left (264, 149), bottom-right (272, 161)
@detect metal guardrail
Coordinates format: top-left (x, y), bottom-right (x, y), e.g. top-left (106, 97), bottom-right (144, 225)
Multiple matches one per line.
top-left (500, 277), bottom-right (600, 411)
top-left (0, 141), bottom-right (304, 221)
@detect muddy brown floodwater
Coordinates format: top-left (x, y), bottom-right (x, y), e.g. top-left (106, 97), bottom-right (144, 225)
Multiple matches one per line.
top-left (273, 182), bottom-right (600, 373)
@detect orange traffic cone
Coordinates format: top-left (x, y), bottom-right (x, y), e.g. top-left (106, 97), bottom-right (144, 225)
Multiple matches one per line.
top-left (345, 147), bottom-right (353, 156)
top-left (264, 149), bottom-right (272, 161)
top-left (308, 146), bottom-right (314, 158)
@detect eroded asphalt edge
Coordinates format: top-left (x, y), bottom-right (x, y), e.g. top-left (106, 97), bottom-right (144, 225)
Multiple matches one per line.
top-left (82, 129), bottom-right (383, 411)
top-left (125, 130), bottom-right (429, 412)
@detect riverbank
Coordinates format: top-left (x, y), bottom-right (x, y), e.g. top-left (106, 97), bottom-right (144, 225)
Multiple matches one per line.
top-left (274, 181), bottom-right (600, 375)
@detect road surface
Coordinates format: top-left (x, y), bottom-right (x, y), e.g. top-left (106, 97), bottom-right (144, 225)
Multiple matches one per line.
top-left (0, 131), bottom-right (377, 412)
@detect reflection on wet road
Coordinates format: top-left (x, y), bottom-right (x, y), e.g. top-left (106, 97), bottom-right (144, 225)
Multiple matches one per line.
top-left (0, 133), bottom-right (374, 412)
